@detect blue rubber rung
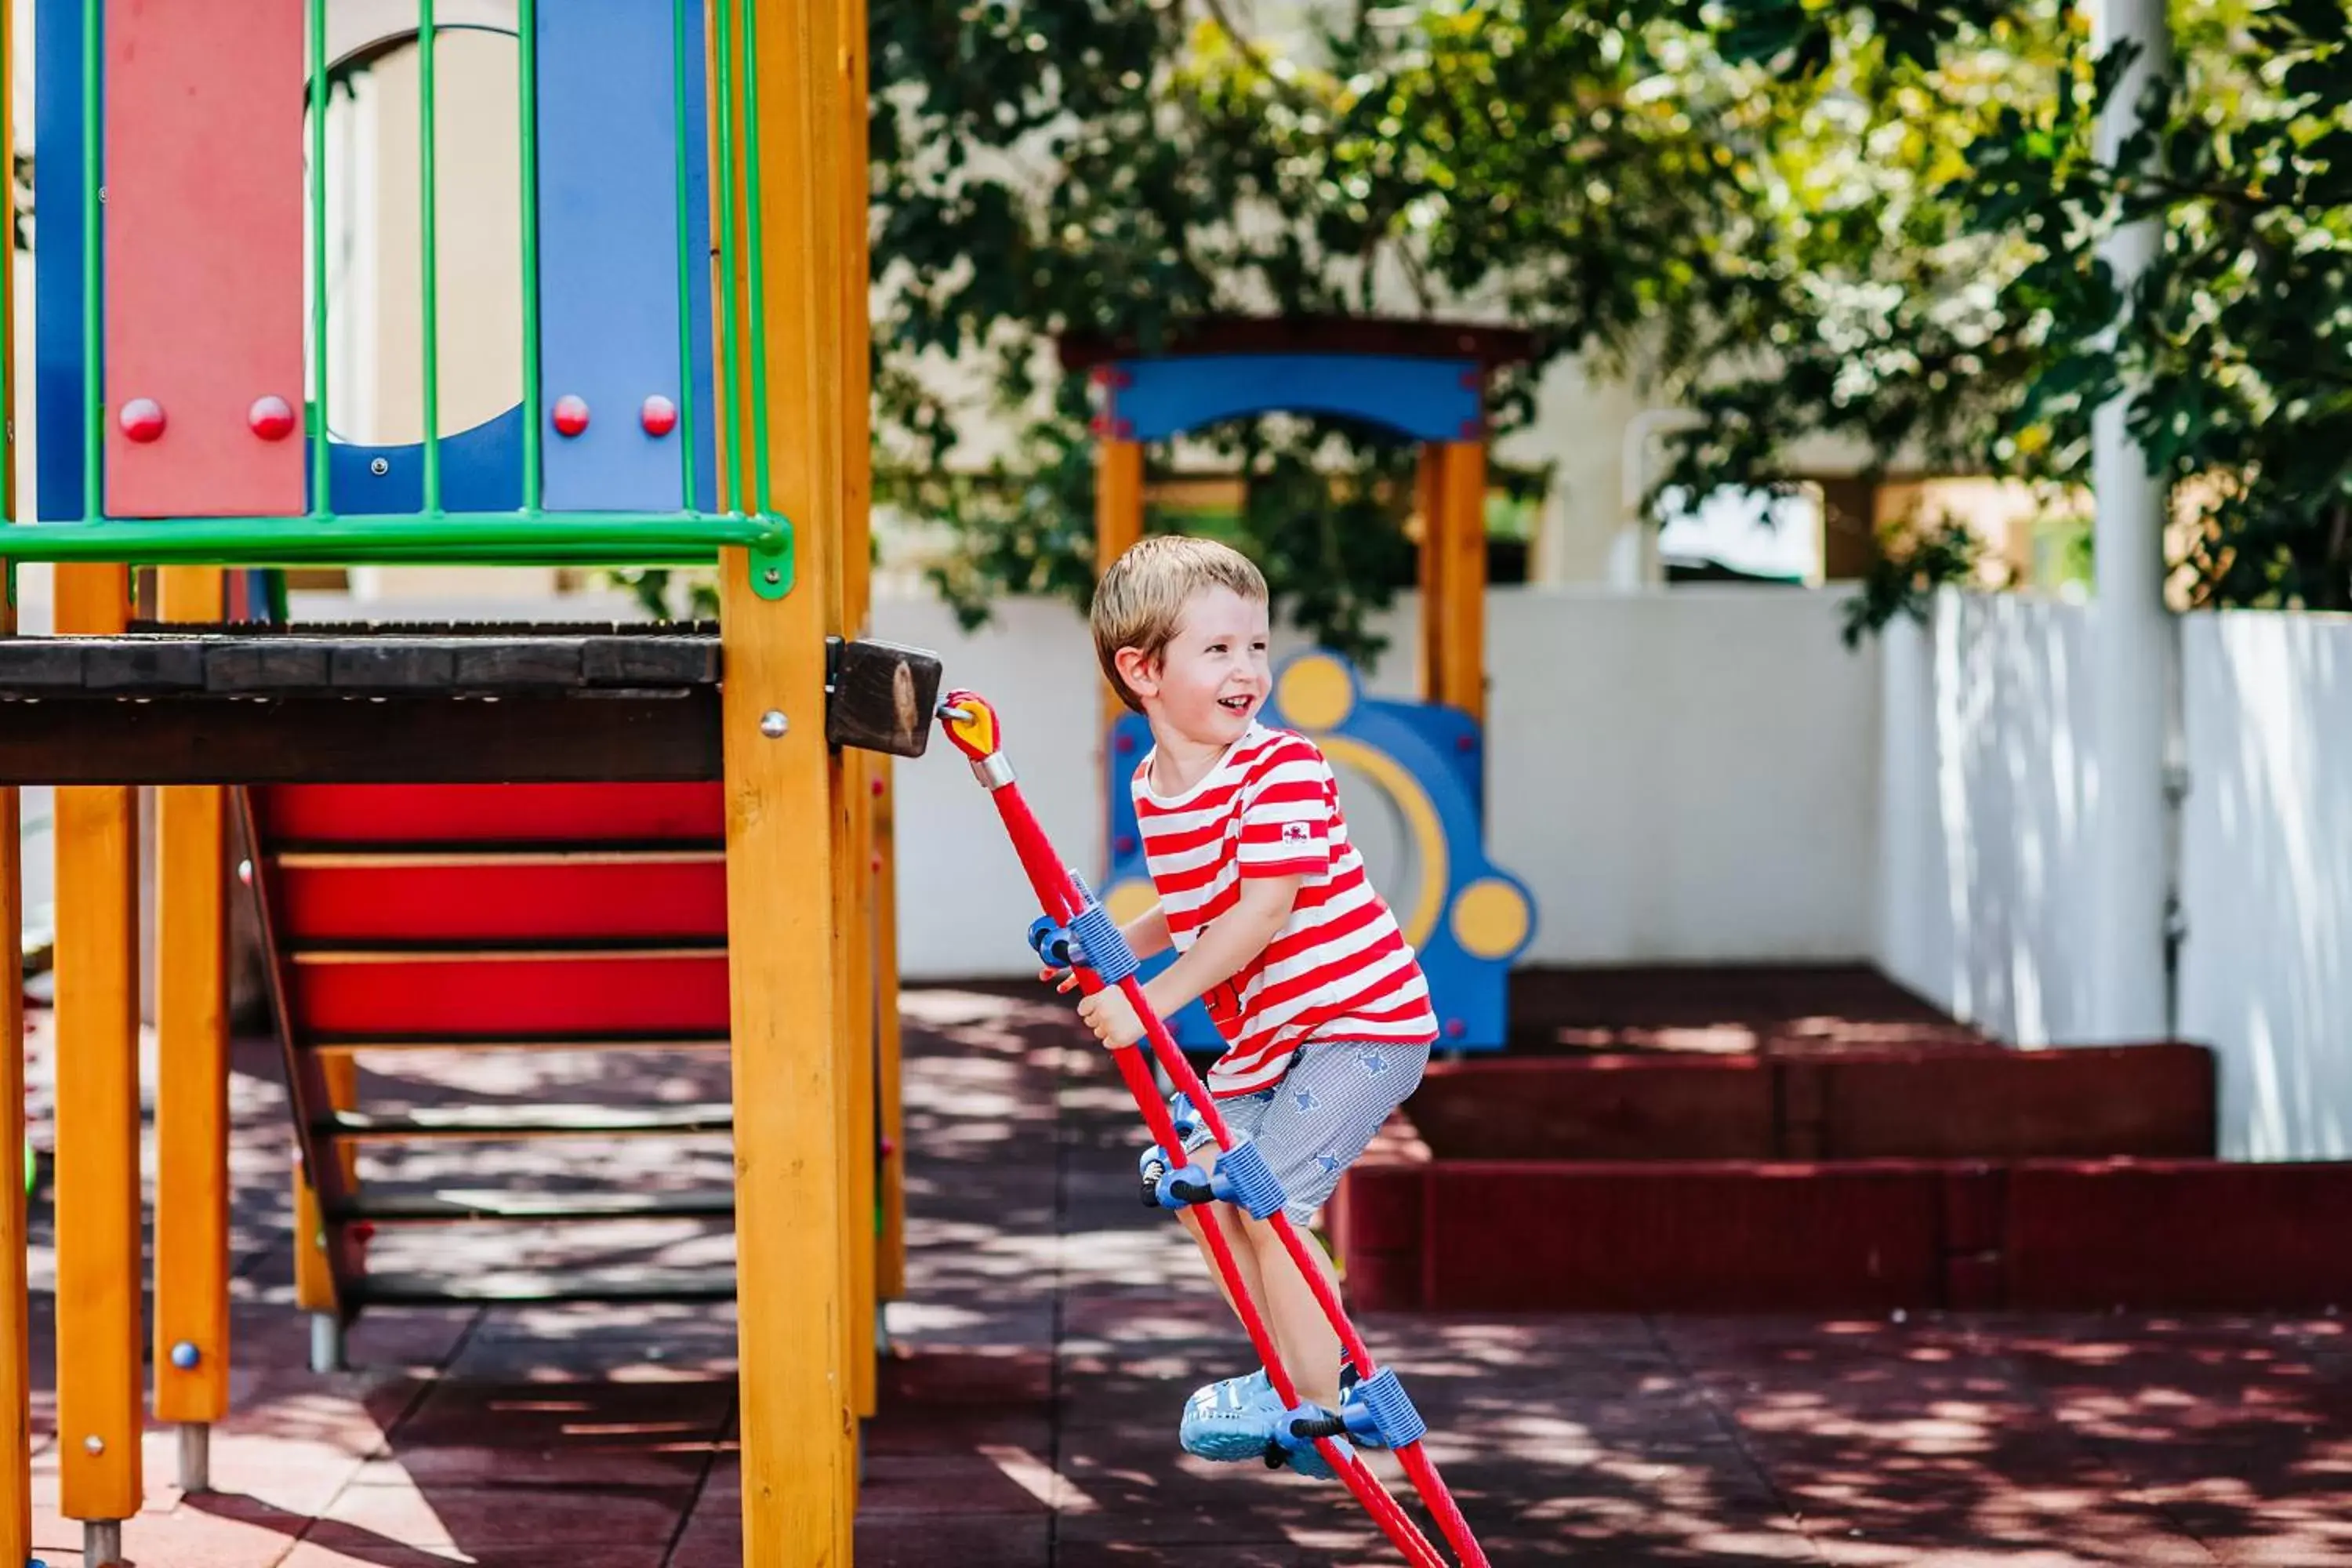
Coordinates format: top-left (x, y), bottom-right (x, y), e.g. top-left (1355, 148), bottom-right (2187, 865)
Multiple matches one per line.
top-left (1348, 1368), bottom-right (1427, 1449)
top-left (1027, 915), bottom-right (1076, 969)
top-left (1067, 903), bottom-right (1138, 982)
top-left (1208, 1140), bottom-right (1286, 1221)
top-left (1155, 1163), bottom-right (1212, 1210)
top-left (1167, 1091), bottom-right (1200, 1144)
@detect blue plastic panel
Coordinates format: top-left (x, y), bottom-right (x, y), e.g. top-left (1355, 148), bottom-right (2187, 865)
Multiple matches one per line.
top-left (34, 0), bottom-right (96, 519)
top-left (532, 0), bottom-right (715, 512)
top-left (1103, 354), bottom-right (1483, 444)
top-left (310, 408), bottom-right (524, 516)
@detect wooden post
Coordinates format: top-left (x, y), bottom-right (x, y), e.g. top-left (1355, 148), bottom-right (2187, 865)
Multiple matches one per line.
top-left (1094, 438), bottom-right (1145, 728)
top-left (1414, 442), bottom-right (1446, 703)
top-left (1431, 441), bottom-right (1489, 724)
top-left (53, 565), bottom-right (144, 1532)
top-left (0, 16), bottom-right (35, 1549)
top-left (837, 0), bottom-right (880, 1425)
top-left (291, 1051), bottom-right (358, 1319)
top-left (152, 568), bottom-right (230, 1483)
top-left (873, 759), bottom-right (906, 1303)
top-left (738, 0), bottom-right (855, 1555)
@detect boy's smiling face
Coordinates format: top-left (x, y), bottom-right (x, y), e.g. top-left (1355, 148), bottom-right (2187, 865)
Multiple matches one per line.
top-left (1121, 586), bottom-right (1272, 751)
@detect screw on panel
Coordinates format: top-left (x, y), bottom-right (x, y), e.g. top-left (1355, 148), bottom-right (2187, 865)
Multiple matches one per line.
top-left (760, 711), bottom-right (789, 739)
top-left (369, 457), bottom-right (390, 477)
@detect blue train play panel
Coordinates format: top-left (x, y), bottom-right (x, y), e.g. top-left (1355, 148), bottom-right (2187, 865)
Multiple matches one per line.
top-left (1102, 649), bottom-right (1535, 1052)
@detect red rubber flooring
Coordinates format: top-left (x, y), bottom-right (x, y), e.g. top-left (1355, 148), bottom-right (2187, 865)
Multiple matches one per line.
top-left (13, 972), bottom-right (2352, 1566)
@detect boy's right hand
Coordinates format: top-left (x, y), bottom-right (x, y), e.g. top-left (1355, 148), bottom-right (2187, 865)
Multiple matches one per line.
top-left (1039, 964), bottom-right (1080, 995)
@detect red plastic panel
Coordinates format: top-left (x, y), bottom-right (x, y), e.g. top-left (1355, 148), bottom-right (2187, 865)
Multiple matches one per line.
top-left (102, 0), bottom-right (305, 517)
top-left (272, 861), bottom-right (728, 943)
top-left (1420, 1161), bottom-right (1947, 1312)
top-left (1408, 1056), bottom-right (1777, 1161)
top-left (256, 783), bottom-right (724, 844)
top-left (2005, 1160), bottom-right (2352, 1311)
top-left (290, 953), bottom-right (730, 1036)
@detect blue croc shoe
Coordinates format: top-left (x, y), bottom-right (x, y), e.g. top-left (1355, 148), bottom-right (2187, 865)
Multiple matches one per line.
top-left (1178, 1370), bottom-right (1279, 1463)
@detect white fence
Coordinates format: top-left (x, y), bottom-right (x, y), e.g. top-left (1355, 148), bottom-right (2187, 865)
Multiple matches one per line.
top-left (1871, 593), bottom-right (2352, 1160)
top-left (877, 585), bottom-right (1885, 979)
top-left (2179, 612), bottom-right (2352, 1159)
top-left (1872, 594), bottom-right (2099, 1045)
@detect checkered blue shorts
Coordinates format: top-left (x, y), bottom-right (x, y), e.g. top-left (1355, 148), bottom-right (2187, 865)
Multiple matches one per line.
top-left (1180, 1041), bottom-right (1428, 1225)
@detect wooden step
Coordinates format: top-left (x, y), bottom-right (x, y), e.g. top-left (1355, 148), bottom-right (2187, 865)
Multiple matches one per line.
top-left (347, 1264), bottom-right (739, 1306)
top-left (328, 1188), bottom-right (737, 1223)
top-left (255, 782), bottom-right (724, 845)
top-left (288, 939), bottom-right (728, 964)
top-left (307, 1029), bottom-right (732, 1054)
top-left (270, 843), bottom-right (725, 869)
top-left (314, 1102), bottom-right (735, 1141)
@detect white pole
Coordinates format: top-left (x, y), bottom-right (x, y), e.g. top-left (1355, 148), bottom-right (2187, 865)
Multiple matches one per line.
top-left (2085, 0), bottom-right (2174, 1042)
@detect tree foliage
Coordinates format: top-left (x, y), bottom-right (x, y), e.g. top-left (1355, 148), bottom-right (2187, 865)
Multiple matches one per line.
top-left (870, 0), bottom-right (2352, 649)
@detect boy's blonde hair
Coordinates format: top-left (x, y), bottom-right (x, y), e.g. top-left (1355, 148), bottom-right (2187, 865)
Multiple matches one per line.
top-left (1091, 535), bottom-right (1269, 713)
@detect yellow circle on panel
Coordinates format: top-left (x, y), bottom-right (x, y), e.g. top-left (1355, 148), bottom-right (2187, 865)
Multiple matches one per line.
top-left (1450, 877), bottom-right (1531, 960)
top-left (1105, 878), bottom-right (1160, 929)
top-left (1316, 735), bottom-right (1447, 951)
top-left (1277, 653), bottom-right (1356, 734)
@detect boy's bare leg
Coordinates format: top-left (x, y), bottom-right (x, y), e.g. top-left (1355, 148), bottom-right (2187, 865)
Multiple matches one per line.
top-left (1177, 1203), bottom-right (1266, 1320)
top-left (1244, 1215), bottom-right (1345, 1411)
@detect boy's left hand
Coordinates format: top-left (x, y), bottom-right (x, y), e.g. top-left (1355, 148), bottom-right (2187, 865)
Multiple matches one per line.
top-left (1076, 987), bottom-right (1145, 1050)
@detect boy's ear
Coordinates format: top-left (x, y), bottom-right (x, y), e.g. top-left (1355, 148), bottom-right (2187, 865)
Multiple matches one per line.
top-left (1113, 645), bottom-right (1159, 700)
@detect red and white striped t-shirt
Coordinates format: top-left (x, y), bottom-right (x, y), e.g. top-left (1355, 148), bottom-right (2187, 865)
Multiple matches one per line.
top-left (1133, 723), bottom-right (1438, 1096)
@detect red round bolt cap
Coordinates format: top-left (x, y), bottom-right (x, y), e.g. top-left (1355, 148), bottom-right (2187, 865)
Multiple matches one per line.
top-left (641, 394), bottom-right (679, 437)
top-left (880, 1138), bottom-right (897, 1159)
top-left (248, 394), bottom-right (297, 441)
top-left (870, 776), bottom-right (887, 797)
top-left (553, 394), bottom-right (591, 438)
top-left (118, 397), bottom-right (165, 443)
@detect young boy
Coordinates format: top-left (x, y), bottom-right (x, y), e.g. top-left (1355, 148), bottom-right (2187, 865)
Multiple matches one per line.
top-left (1054, 535), bottom-right (1436, 1479)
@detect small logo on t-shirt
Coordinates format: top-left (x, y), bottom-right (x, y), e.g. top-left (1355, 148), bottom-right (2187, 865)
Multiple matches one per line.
top-left (1280, 822), bottom-right (1312, 846)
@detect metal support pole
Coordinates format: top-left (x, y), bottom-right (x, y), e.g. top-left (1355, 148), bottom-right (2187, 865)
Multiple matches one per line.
top-left (309, 1313), bottom-right (345, 1374)
top-left (2086, 0), bottom-right (2175, 1043)
top-left (82, 1521), bottom-right (122, 1568)
top-left (177, 1422), bottom-right (211, 1494)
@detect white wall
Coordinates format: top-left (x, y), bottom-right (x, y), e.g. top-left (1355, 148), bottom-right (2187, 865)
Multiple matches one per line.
top-left (880, 583), bottom-right (1884, 979)
top-left (2180, 612), bottom-right (2352, 1160)
top-left (1874, 592), bottom-right (2098, 1044)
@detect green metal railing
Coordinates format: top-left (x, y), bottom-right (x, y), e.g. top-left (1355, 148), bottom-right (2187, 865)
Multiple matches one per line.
top-left (2, 0), bottom-right (789, 590)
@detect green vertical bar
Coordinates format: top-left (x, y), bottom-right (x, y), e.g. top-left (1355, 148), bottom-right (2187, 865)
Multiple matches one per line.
top-left (517, 0), bottom-right (543, 513)
top-left (669, 0), bottom-right (701, 514)
top-left (736, 0), bottom-right (773, 518)
top-left (308, 0), bottom-right (331, 517)
top-left (81, 0), bottom-right (101, 517)
top-left (418, 0), bottom-right (442, 511)
top-left (710, 0), bottom-right (745, 514)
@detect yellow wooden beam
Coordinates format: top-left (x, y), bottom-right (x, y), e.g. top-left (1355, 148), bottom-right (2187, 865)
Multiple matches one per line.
top-left (152, 569), bottom-right (232, 1432)
top-left (739, 0), bottom-right (855, 1554)
top-left (1414, 442), bottom-right (1446, 705)
top-left (1094, 439), bottom-right (1145, 729)
top-left (1432, 441), bottom-right (1490, 724)
top-left (291, 1051), bottom-right (358, 1316)
top-left (837, 0), bottom-right (880, 1424)
top-left (873, 759), bottom-right (906, 1303)
top-left (52, 566), bottom-right (143, 1527)
top-left (0, 20), bottom-right (34, 1550)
